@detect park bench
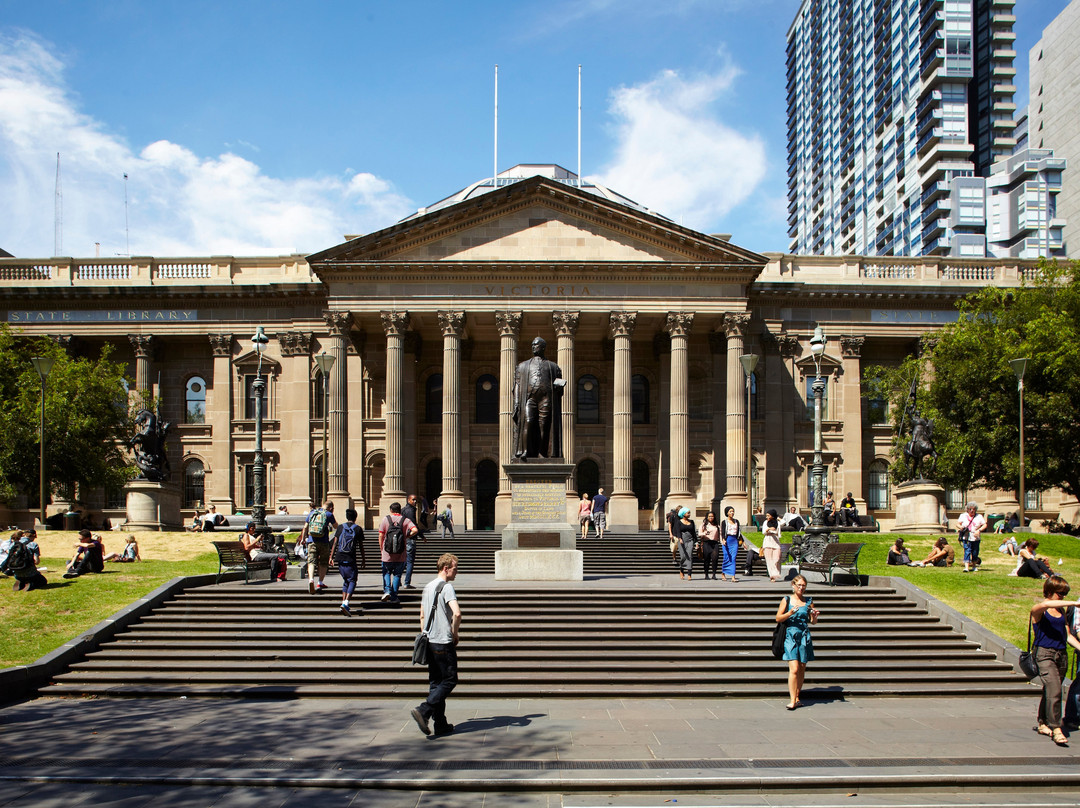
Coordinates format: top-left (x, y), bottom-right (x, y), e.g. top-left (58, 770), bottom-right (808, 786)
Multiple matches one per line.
top-left (211, 540), bottom-right (272, 584)
top-left (796, 541), bottom-right (865, 586)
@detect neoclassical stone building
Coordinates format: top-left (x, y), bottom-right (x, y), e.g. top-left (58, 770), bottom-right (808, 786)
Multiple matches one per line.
top-left (2, 166), bottom-right (1070, 530)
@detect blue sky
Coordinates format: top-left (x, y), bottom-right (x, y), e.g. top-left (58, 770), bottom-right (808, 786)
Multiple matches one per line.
top-left (0, 0), bottom-right (1068, 258)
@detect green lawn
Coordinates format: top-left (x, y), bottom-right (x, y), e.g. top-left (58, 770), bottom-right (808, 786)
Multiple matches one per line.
top-left (2, 533), bottom-right (1078, 669)
top-left (0, 553), bottom-right (218, 668)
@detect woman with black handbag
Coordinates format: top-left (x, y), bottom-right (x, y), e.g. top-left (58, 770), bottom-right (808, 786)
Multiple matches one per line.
top-left (1029, 575), bottom-right (1080, 746)
top-left (776, 574), bottom-right (820, 710)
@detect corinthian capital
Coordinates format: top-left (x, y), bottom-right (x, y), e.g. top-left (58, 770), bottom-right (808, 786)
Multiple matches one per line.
top-left (279, 331), bottom-right (312, 357)
top-left (722, 312), bottom-right (750, 338)
top-left (664, 312), bottom-right (694, 338)
top-left (840, 336), bottom-right (865, 358)
top-left (495, 311), bottom-right (522, 338)
top-left (380, 311), bottom-right (410, 337)
top-left (608, 311), bottom-right (637, 339)
top-left (209, 334), bottom-right (233, 357)
top-left (437, 310), bottom-right (466, 338)
top-left (128, 334), bottom-right (154, 358)
top-left (323, 311), bottom-right (353, 336)
top-left (552, 310), bottom-right (580, 338)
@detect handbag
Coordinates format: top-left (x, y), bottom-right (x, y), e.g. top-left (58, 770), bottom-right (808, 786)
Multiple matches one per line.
top-left (771, 596), bottom-right (789, 658)
top-left (412, 581), bottom-right (447, 666)
top-left (1018, 615), bottom-right (1039, 680)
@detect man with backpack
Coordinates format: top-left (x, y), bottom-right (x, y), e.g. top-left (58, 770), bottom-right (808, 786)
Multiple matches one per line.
top-left (335, 508), bottom-right (366, 616)
top-left (401, 494), bottom-right (426, 590)
top-left (304, 500), bottom-right (337, 595)
top-left (378, 502), bottom-right (417, 604)
top-left (2, 530), bottom-right (46, 591)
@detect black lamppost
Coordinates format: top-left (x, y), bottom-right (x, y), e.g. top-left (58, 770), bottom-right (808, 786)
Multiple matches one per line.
top-left (251, 326), bottom-right (271, 545)
top-left (30, 355), bottom-right (55, 527)
top-left (314, 351), bottom-right (335, 503)
top-left (809, 326), bottom-right (827, 531)
top-left (1010, 357), bottom-right (1029, 530)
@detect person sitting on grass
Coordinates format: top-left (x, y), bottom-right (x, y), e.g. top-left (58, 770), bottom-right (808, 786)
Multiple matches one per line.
top-left (2, 530), bottom-right (47, 591)
top-left (63, 529), bottom-right (105, 579)
top-left (999, 535), bottom-right (1019, 556)
top-left (887, 537), bottom-right (922, 566)
top-left (104, 535), bottom-right (140, 563)
top-left (918, 537), bottom-right (953, 567)
top-left (1018, 538), bottom-right (1055, 580)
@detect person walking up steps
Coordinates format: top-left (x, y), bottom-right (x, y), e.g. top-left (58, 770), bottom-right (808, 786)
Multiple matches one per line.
top-left (304, 500), bottom-right (337, 594)
top-left (591, 487), bottom-right (609, 540)
top-left (335, 508), bottom-right (365, 616)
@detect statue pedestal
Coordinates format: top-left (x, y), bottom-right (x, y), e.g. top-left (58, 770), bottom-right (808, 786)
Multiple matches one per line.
top-left (496, 462), bottom-right (582, 581)
top-left (893, 480), bottom-right (947, 535)
top-left (124, 479), bottom-right (183, 532)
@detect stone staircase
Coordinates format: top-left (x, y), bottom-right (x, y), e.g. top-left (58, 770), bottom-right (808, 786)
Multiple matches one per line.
top-left (39, 528), bottom-right (1030, 699)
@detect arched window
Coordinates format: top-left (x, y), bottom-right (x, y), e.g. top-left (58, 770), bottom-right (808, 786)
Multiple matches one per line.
top-left (425, 374), bottom-right (443, 424)
top-left (575, 459), bottom-right (600, 497)
top-left (425, 458), bottom-right (442, 506)
top-left (751, 458), bottom-right (762, 513)
top-left (632, 375), bottom-right (650, 424)
top-left (749, 372), bottom-right (759, 421)
top-left (183, 460), bottom-right (205, 508)
top-left (475, 374), bottom-right (498, 423)
top-left (185, 376), bottom-right (206, 424)
top-left (312, 369), bottom-right (328, 420)
top-left (633, 459), bottom-right (651, 510)
top-left (868, 460), bottom-right (890, 509)
top-left (577, 374), bottom-right (600, 424)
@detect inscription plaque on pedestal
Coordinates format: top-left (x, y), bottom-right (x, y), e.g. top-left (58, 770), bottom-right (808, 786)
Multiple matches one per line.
top-left (510, 480), bottom-right (565, 523)
top-left (497, 461), bottom-right (582, 581)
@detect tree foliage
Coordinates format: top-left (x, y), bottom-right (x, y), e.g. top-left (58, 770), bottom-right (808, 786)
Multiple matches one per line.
top-left (0, 325), bottom-right (134, 503)
top-left (866, 260), bottom-right (1080, 500)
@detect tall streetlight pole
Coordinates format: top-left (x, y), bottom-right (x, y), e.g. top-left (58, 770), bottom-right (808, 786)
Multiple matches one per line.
top-left (1010, 357), bottom-right (1029, 531)
top-left (809, 327), bottom-right (827, 530)
top-left (250, 327), bottom-right (270, 543)
top-left (314, 352), bottom-right (336, 504)
top-left (30, 355), bottom-right (55, 527)
top-left (740, 353), bottom-right (759, 517)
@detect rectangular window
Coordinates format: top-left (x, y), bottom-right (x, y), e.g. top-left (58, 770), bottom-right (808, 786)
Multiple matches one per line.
top-left (243, 464), bottom-right (255, 508)
top-left (244, 375), bottom-right (267, 419)
top-left (805, 376), bottom-right (829, 420)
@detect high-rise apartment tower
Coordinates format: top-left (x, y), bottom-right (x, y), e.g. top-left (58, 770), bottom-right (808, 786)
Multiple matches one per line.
top-left (786, 0), bottom-right (1018, 256)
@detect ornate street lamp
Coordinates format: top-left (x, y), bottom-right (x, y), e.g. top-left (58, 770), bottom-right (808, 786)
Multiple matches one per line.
top-left (30, 355), bottom-right (55, 527)
top-left (809, 326), bottom-right (827, 531)
top-left (740, 353), bottom-right (759, 518)
top-left (314, 351), bottom-right (336, 503)
top-left (1010, 357), bottom-right (1029, 531)
top-left (250, 326), bottom-right (271, 545)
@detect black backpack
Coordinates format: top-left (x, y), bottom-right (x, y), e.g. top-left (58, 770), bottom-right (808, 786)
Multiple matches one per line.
top-left (384, 517), bottom-right (405, 555)
top-left (336, 523), bottom-right (359, 563)
top-left (2, 540), bottom-right (33, 575)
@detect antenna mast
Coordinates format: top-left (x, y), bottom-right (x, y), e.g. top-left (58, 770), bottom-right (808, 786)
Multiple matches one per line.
top-left (494, 65), bottom-right (499, 188)
top-left (577, 65), bottom-right (582, 183)
top-left (54, 153), bottom-right (62, 257)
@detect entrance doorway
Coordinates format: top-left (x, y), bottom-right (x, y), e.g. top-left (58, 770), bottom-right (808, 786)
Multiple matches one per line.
top-left (575, 459), bottom-right (600, 497)
top-left (475, 459), bottom-right (498, 530)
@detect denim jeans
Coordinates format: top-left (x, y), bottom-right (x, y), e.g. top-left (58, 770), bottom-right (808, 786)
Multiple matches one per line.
top-left (404, 538), bottom-right (417, 586)
top-left (381, 561), bottom-right (404, 598)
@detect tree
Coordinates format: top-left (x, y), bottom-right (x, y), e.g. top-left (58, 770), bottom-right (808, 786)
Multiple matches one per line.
top-left (0, 325), bottom-right (134, 504)
top-left (866, 260), bottom-right (1080, 500)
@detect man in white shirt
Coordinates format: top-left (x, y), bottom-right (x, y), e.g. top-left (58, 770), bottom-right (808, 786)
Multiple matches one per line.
top-left (957, 501), bottom-right (988, 573)
top-left (410, 553), bottom-right (461, 737)
top-left (779, 506), bottom-right (806, 531)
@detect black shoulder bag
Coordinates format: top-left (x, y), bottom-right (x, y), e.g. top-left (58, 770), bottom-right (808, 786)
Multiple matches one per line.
top-left (412, 581), bottom-right (447, 665)
top-left (1018, 615), bottom-right (1039, 680)
top-left (772, 596), bottom-right (789, 658)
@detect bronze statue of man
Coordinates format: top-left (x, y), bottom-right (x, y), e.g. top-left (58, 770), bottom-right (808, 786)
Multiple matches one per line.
top-left (511, 337), bottom-right (566, 460)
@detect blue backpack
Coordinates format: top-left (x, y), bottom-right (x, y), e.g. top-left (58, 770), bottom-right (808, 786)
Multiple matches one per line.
top-left (336, 523), bottom-right (359, 563)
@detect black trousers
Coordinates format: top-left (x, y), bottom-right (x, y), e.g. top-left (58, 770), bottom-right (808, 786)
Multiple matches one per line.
top-left (701, 539), bottom-right (719, 577)
top-left (419, 642), bottom-right (458, 730)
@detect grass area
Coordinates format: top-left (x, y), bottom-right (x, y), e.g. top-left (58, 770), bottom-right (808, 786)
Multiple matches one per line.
top-left (1, 530), bottom-right (1078, 669)
top-left (0, 552), bottom-right (218, 668)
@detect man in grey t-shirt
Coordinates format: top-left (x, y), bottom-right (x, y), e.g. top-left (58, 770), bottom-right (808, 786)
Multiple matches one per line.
top-left (410, 553), bottom-right (461, 737)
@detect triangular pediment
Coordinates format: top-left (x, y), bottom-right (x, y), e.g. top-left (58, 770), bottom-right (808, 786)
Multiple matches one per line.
top-left (308, 175), bottom-right (766, 271)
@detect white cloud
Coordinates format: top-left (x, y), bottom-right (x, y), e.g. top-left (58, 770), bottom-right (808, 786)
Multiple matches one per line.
top-left (0, 32), bottom-right (413, 258)
top-left (592, 55), bottom-right (767, 232)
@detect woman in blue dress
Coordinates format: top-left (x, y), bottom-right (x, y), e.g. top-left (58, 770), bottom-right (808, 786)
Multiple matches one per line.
top-left (720, 506), bottom-right (741, 582)
top-left (776, 574), bottom-right (820, 710)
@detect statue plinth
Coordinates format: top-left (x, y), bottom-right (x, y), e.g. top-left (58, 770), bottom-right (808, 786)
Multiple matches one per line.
top-left (893, 480), bottom-right (947, 534)
top-left (496, 462), bottom-right (582, 581)
top-left (124, 479), bottom-right (183, 532)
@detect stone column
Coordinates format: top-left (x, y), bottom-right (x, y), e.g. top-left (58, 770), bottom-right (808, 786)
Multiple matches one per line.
top-left (665, 312), bottom-right (694, 514)
top-left (495, 311), bottom-right (522, 527)
top-left (840, 336), bottom-right (867, 514)
top-left (277, 331), bottom-right (314, 514)
top-left (439, 311), bottom-right (466, 517)
top-left (381, 311), bottom-right (410, 506)
top-left (323, 312), bottom-right (352, 505)
top-left (128, 335), bottom-right (154, 399)
top-left (207, 334), bottom-right (234, 513)
top-left (707, 331), bottom-right (725, 516)
top-left (723, 313), bottom-right (751, 521)
top-left (608, 311), bottom-right (638, 532)
top-left (553, 311), bottom-right (580, 518)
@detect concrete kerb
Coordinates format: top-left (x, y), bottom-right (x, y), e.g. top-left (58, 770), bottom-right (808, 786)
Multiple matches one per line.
top-left (0, 571), bottom-right (243, 704)
top-left (869, 574), bottom-right (1030, 678)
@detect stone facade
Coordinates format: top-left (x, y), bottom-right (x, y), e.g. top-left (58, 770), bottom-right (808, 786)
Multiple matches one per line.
top-left (2, 173), bottom-right (1072, 530)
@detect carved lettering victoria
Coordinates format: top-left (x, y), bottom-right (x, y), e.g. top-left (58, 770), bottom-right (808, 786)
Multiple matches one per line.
top-left (510, 480), bottom-right (567, 523)
top-left (484, 285), bottom-right (592, 297)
